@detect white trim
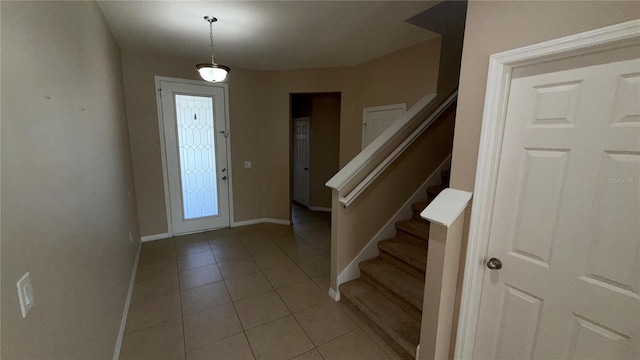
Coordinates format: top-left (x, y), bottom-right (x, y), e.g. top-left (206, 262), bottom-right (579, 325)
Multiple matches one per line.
top-left (326, 93), bottom-right (437, 191)
top-left (308, 206), bottom-right (331, 212)
top-left (154, 76), bottom-right (234, 237)
top-left (263, 218), bottom-right (291, 225)
top-left (231, 218), bottom-right (265, 227)
top-left (362, 103), bottom-right (407, 114)
top-left (338, 92), bottom-right (457, 207)
top-left (154, 77), bottom-right (173, 237)
top-left (223, 79), bottom-right (235, 227)
top-left (231, 218), bottom-right (292, 227)
top-left (361, 103), bottom-right (407, 150)
top-left (455, 19), bottom-right (640, 360)
top-left (328, 287), bottom-right (341, 302)
top-left (140, 233), bottom-right (171, 242)
top-left (113, 241), bottom-right (141, 360)
top-left (420, 189), bottom-right (472, 228)
top-left (337, 155), bottom-right (451, 286)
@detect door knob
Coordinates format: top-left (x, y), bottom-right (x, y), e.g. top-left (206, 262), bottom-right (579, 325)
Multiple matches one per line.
top-left (222, 176), bottom-right (227, 181)
top-left (487, 258), bottom-right (502, 270)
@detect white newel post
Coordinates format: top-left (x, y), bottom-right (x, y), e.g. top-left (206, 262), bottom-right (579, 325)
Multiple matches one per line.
top-left (328, 188), bottom-right (342, 301)
top-left (418, 189), bottom-right (472, 360)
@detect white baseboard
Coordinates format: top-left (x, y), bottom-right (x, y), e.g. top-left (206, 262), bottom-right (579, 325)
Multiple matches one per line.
top-left (113, 241), bottom-right (141, 360)
top-left (232, 218), bottom-right (291, 227)
top-left (308, 206), bottom-right (332, 212)
top-left (231, 218), bottom-right (264, 227)
top-left (336, 155), bottom-right (452, 286)
top-left (140, 233), bottom-right (170, 242)
top-left (141, 219), bottom-right (292, 241)
top-left (328, 287), bottom-right (341, 302)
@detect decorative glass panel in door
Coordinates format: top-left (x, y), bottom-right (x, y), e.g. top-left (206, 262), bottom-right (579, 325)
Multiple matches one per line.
top-left (158, 79), bottom-right (230, 234)
top-left (175, 94), bottom-right (218, 219)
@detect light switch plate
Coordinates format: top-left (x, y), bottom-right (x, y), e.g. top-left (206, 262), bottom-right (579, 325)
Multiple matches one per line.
top-left (17, 272), bottom-right (34, 318)
top-left (244, 161), bottom-right (252, 169)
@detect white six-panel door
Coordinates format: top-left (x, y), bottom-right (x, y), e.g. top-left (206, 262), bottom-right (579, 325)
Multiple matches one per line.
top-left (473, 55), bottom-right (639, 359)
top-left (293, 118), bottom-right (310, 207)
top-left (159, 80), bottom-right (230, 234)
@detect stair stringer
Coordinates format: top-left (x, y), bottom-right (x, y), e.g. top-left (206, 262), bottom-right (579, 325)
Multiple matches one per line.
top-left (336, 154), bottom-right (451, 287)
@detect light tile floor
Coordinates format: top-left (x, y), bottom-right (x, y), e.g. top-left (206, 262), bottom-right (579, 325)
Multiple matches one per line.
top-left (120, 204), bottom-right (401, 360)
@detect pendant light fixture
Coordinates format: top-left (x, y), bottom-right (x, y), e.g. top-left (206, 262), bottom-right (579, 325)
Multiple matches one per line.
top-left (196, 16), bottom-right (230, 82)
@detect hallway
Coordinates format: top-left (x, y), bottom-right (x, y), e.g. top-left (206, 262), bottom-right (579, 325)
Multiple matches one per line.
top-left (119, 205), bottom-right (400, 359)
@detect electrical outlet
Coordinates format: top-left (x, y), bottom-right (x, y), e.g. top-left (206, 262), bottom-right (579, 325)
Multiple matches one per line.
top-left (17, 272), bottom-right (34, 318)
top-left (129, 232), bottom-right (133, 243)
top-left (244, 161), bottom-right (252, 169)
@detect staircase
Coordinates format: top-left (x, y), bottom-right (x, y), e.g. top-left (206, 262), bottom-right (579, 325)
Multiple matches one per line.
top-left (340, 169), bottom-right (450, 359)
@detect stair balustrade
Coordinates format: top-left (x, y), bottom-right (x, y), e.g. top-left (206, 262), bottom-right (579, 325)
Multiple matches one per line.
top-left (325, 90), bottom-right (460, 359)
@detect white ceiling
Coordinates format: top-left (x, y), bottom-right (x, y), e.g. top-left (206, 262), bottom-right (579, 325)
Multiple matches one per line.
top-left (97, 1), bottom-right (440, 71)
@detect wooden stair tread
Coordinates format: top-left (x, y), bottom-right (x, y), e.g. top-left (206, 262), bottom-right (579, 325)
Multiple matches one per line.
top-left (340, 279), bottom-right (420, 359)
top-left (378, 238), bottom-right (427, 273)
top-left (360, 258), bottom-right (424, 311)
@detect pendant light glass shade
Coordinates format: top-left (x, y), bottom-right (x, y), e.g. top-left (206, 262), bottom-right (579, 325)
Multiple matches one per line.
top-left (197, 16), bottom-right (230, 83)
top-left (196, 63), bottom-right (230, 82)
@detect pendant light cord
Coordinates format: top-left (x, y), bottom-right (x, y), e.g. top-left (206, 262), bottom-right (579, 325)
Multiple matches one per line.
top-left (209, 19), bottom-right (215, 64)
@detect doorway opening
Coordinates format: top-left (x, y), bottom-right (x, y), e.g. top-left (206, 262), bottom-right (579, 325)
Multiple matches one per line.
top-left (289, 92), bottom-right (341, 220)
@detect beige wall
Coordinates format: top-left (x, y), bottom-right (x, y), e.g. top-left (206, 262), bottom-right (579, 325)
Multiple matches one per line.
top-left (309, 93), bottom-right (341, 209)
top-left (345, 38), bottom-right (442, 166)
top-left (1, 1), bottom-right (140, 358)
top-left (121, 52), bottom-right (267, 235)
top-left (334, 106), bottom-right (456, 275)
top-left (451, 0), bottom-right (640, 191)
top-left (290, 93), bottom-right (340, 209)
top-left (261, 66), bottom-right (355, 221)
top-left (262, 39), bottom-right (441, 221)
top-left (125, 37), bottom-right (442, 235)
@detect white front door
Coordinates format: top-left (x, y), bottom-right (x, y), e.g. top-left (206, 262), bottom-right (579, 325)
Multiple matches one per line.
top-left (293, 117), bottom-right (310, 207)
top-left (158, 79), bottom-right (231, 234)
top-left (362, 103), bottom-right (406, 149)
top-left (473, 54), bottom-right (640, 358)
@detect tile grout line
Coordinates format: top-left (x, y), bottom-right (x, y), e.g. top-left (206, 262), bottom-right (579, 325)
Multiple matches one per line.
top-left (207, 231), bottom-right (256, 359)
top-left (228, 228), bottom-right (276, 359)
top-left (271, 272), bottom-right (318, 359)
top-left (218, 251), bottom-right (258, 359)
top-left (287, 207), bottom-right (342, 359)
top-left (172, 236), bottom-right (189, 360)
top-left (233, 226), bottom-right (315, 358)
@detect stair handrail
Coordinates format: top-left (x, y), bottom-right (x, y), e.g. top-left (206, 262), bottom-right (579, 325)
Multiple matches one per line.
top-left (326, 90), bottom-right (458, 207)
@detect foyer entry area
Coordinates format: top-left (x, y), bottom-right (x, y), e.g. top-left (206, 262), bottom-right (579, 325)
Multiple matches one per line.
top-left (119, 205), bottom-right (401, 359)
